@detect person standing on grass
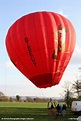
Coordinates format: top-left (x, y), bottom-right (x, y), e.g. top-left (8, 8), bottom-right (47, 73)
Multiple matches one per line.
top-left (47, 98), bottom-right (54, 109)
top-left (47, 98), bottom-right (57, 115)
top-left (56, 103), bottom-right (60, 115)
top-left (62, 104), bottom-right (66, 116)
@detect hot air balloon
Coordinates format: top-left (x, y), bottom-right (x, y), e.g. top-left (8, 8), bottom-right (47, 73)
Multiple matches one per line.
top-left (5, 11), bottom-right (76, 88)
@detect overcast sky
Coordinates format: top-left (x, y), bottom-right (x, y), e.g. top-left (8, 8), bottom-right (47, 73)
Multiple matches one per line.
top-left (0, 0), bottom-right (81, 98)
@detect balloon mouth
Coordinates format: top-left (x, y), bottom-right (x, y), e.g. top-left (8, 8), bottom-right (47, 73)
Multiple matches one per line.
top-left (29, 73), bottom-right (60, 88)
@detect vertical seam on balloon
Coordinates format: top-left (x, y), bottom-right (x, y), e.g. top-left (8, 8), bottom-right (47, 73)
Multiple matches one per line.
top-left (56, 14), bottom-right (63, 75)
top-left (23, 16), bottom-right (34, 78)
top-left (50, 12), bottom-right (58, 85)
top-left (41, 12), bottom-right (49, 86)
top-left (56, 14), bottom-right (65, 76)
top-left (51, 12), bottom-right (59, 84)
top-left (57, 15), bottom-right (67, 83)
top-left (42, 12), bottom-right (50, 73)
top-left (33, 13), bottom-right (45, 75)
top-left (42, 12), bottom-right (55, 85)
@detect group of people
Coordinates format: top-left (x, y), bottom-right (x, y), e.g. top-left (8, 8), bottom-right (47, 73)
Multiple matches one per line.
top-left (47, 98), bottom-right (66, 116)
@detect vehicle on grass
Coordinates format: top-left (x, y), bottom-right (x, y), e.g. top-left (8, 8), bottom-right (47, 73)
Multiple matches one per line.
top-left (71, 101), bottom-right (81, 114)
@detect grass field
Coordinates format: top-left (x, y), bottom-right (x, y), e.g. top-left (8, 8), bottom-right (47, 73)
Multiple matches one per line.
top-left (0, 102), bottom-right (47, 108)
top-left (0, 102), bottom-right (78, 121)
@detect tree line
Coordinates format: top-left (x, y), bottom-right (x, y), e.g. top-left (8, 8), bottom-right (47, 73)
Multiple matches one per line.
top-left (0, 77), bottom-right (81, 106)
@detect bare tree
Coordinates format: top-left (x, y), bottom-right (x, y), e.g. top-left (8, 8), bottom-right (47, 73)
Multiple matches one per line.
top-left (72, 79), bottom-right (81, 99)
top-left (62, 81), bottom-right (74, 107)
top-left (72, 68), bottom-right (81, 98)
top-left (72, 80), bottom-right (79, 98)
top-left (16, 95), bottom-right (20, 102)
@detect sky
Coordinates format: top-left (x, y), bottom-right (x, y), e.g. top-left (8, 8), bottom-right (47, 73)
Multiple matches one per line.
top-left (0, 0), bottom-right (81, 98)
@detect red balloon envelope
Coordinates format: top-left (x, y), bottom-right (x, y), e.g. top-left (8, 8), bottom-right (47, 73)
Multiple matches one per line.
top-left (5, 11), bottom-right (76, 88)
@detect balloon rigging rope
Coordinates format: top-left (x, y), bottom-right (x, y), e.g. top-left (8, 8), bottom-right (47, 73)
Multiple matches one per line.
top-left (4, 50), bottom-right (7, 96)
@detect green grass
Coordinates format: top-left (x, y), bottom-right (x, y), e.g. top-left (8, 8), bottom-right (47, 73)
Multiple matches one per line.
top-left (0, 102), bottom-right (47, 108)
top-left (0, 102), bottom-right (78, 121)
